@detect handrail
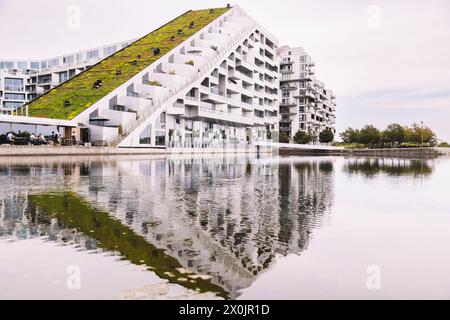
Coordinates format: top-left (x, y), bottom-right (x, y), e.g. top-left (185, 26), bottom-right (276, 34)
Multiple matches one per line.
top-left (112, 23), bottom-right (257, 146)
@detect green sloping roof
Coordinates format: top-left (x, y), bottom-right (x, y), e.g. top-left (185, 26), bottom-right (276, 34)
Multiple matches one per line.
top-left (27, 7), bottom-right (231, 120)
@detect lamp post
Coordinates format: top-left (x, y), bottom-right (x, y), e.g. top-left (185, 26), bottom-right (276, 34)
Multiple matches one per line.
top-left (421, 121), bottom-right (424, 148)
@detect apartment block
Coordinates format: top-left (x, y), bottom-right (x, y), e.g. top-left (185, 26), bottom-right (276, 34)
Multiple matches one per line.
top-left (276, 46), bottom-right (336, 142)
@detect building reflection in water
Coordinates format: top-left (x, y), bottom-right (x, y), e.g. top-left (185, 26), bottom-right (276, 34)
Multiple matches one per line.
top-left (0, 155), bottom-right (335, 298)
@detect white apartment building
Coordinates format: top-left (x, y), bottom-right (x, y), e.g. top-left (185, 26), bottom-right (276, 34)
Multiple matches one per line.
top-left (11, 6), bottom-right (280, 149)
top-left (0, 40), bottom-right (133, 114)
top-left (1, 6), bottom-right (336, 149)
top-left (276, 46), bottom-right (336, 142)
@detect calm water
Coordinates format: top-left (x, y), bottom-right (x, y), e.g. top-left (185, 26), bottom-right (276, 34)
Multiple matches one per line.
top-left (0, 155), bottom-right (449, 300)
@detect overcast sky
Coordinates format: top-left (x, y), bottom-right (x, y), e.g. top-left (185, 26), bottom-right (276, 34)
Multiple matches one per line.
top-left (1, 0), bottom-right (449, 141)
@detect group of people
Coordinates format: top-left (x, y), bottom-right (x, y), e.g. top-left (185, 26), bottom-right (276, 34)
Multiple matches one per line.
top-left (2, 130), bottom-right (80, 146)
top-left (5, 131), bottom-right (62, 145)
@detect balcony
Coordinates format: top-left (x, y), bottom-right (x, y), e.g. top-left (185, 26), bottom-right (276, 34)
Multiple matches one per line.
top-left (210, 87), bottom-right (224, 96)
top-left (280, 98), bottom-right (296, 107)
top-left (281, 83), bottom-right (297, 90)
top-left (279, 126), bottom-right (292, 132)
top-left (4, 86), bottom-right (24, 92)
top-left (280, 59), bottom-right (293, 66)
top-left (173, 102), bottom-right (185, 108)
top-left (280, 68), bottom-right (294, 74)
top-left (191, 103), bottom-right (254, 126)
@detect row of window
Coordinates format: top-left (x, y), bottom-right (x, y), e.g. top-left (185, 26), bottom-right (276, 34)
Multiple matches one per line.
top-left (1, 44), bottom-right (127, 72)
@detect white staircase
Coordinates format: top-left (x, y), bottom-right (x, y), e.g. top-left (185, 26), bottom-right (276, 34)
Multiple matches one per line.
top-left (111, 23), bottom-right (257, 147)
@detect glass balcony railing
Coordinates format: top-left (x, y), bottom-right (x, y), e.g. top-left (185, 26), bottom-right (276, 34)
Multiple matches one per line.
top-left (210, 87), bottom-right (224, 96)
top-left (4, 86), bottom-right (24, 91)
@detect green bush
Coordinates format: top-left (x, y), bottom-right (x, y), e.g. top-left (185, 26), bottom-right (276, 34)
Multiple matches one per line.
top-left (293, 131), bottom-right (313, 144)
top-left (340, 123), bottom-right (438, 148)
top-left (148, 80), bottom-right (162, 87)
top-left (279, 131), bottom-right (289, 143)
top-left (17, 131), bottom-right (31, 138)
top-left (319, 128), bottom-right (334, 144)
top-left (185, 60), bottom-right (195, 66)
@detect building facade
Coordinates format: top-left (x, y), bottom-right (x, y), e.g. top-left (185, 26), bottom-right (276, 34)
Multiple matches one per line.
top-left (0, 6), bottom-right (336, 148)
top-left (276, 46), bottom-right (336, 142)
top-left (0, 40), bottom-right (133, 115)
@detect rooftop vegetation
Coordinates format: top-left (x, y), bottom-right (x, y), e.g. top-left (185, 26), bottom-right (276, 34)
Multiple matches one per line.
top-left (29, 192), bottom-right (229, 298)
top-left (27, 7), bottom-right (230, 120)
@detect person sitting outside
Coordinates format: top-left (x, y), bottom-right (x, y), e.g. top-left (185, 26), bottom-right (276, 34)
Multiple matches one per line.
top-left (37, 134), bottom-right (47, 145)
top-left (71, 133), bottom-right (78, 146)
top-left (29, 133), bottom-right (36, 145)
top-left (6, 132), bottom-right (15, 145)
top-left (51, 131), bottom-right (60, 145)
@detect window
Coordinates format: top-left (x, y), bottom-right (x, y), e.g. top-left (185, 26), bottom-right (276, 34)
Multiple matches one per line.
top-left (87, 50), bottom-right (99, 60)
top-left (38, 75), bottom-right (52, 84)
top-left (5, 78), bottom-right (24, 91)
top-left (139, 125), bottom-right (152, 144)
top-left (63, 55), bottom-right (74, 65)
top-left (59, 72), bottom-right (69, 83)
top-left (156, 112), bottom-right (166, 130)
top-left (48, 59), bottom-right (59, 67)
top-left (17, 62), bottom-right (28, 71)
top-left (185, 120), bottom-right (193, 131)
top-left (3, 101), bottom-right (23, 110)
top-left (1, 61), bottom-right (14, 71)
top-left (76, 53), bottom-right (83, 63)
top-left (104, 46), bottom-right (117, 56)
top-left (30, 62), bottom-right (40, 70)
top-left (41, 61), bottom-right (48, 69)
top-left (4, 93), bottom-right (25, 100)
top-left (155, 131), bottom-right (165, 146)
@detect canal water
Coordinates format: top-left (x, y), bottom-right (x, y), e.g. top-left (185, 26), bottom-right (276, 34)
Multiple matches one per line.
top-left (0, 155), bottom-right (449, 300)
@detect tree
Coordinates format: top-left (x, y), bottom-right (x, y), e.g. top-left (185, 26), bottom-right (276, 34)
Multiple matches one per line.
top-left (410, 123), bottom-right (437, 146)
top-left (340, 128), bottom-right (360, 144)
top-left (319, 128), bottom-right (334, 144)
top-left (278, 131), bottom-right (289, 143)
top-left (382, 123), bottom-right (405, 147)
top-left (293, 131), bottom-right (313, 144)
top-left (359, 125), bottom-right (381, 146)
